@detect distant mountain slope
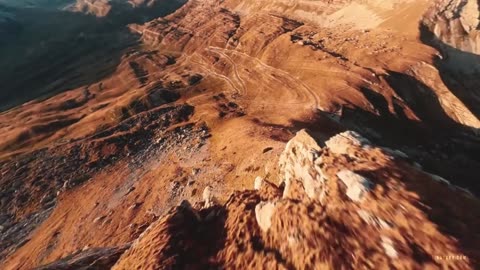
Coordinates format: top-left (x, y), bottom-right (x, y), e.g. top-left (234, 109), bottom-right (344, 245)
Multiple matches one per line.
top-left (0, 0), bottom-right (186, 111)
top-left (69, 0), bottom-right (187, 17)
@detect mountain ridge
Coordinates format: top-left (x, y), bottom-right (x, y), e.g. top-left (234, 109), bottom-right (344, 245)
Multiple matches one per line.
top-left (1, 0), bottom-right (480, 269)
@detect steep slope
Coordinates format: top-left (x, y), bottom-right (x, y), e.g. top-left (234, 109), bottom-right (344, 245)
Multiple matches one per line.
top-left (1, 0), bottom-right (480, 269)
top-left (420, 0), bottom-right (480, 125)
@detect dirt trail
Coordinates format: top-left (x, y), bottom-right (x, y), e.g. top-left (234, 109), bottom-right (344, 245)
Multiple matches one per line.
top-left (207, 46), bottom-right (322, 111)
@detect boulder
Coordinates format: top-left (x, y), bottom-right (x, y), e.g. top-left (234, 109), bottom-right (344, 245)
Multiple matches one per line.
top-left (255, 201), bottom-right (276, 232)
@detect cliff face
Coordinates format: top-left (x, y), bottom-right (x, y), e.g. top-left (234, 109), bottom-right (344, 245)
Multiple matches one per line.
top-left (422, 0), bottom-right (480, 72)
top-left (1, 0), bottom-right (480, 269)
top-left (423, 0), bottom-right (480, 54)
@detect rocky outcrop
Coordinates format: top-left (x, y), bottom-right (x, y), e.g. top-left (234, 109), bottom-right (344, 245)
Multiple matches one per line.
top-left (422, 0), bottom-right (480, 72)
top-left (423, 0), bottom-right (480, 54)
top-left (278, 129), bottom-right (324, 201)
top-left (110, 130), bottom-right (480, 269)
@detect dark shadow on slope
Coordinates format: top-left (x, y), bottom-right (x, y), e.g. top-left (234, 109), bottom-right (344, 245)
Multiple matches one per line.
top-left (252, 80), bottom-right (480, 196)
top-left (384, 71), bottom-right (467, 130)
top-left (251, 111), bottom-right (346, 144)
top-left (419, 23), bottom-right (480, 119)
top-left (34, 244), bottom-right (131, 270)
top-left (336, 96), bottom-right (480, 197)
top-left (162, 202), bottom-right (227, 269)
top-left (356, 162), bottom-right (480, 268)
top-left (0, 0), bottom-right (186, 112)
top-left (350, 78), bottom-right (480, 262)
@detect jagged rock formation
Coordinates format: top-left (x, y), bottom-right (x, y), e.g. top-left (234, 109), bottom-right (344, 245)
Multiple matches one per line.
top-left (423, 0), bottom-right (480, 54)
top-left (422, 0), bottom-right (480, 73)
top-left (109, 130), bottom-right (479, 269)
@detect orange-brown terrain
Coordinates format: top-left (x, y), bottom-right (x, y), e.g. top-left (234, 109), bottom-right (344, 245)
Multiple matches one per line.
top-left (0, 0), bottom-right (479, 269)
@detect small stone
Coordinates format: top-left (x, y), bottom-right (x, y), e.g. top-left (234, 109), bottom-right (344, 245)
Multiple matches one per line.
top-left (413, 162), bottom-right (422, 169)
top-left (254, 176), bottom-right (264, 190)
top-left (255, 201), bottom-right (276, 232)
top-left (203, 186), bottom-right (215, 208)
top-left (381, 236), bottom-right (398, 259)
top-left (93, 215), bottom-right (106, 223)
top-left (129, 202), bottom-right (143, 210)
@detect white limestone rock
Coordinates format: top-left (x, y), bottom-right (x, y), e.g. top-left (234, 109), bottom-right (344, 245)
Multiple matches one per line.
top-left (254, 176), bottom-right (264, 190)
top-left (325, 131), bottom-right (371, 155)
top-left (278, 130), bottom-right (326, 201)
top-left (337, 170), bottom-right (373, 202)
top-left (203, 186), bottom-right (215, 208)
top-left (255, 201), bottom-right (276, 232)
